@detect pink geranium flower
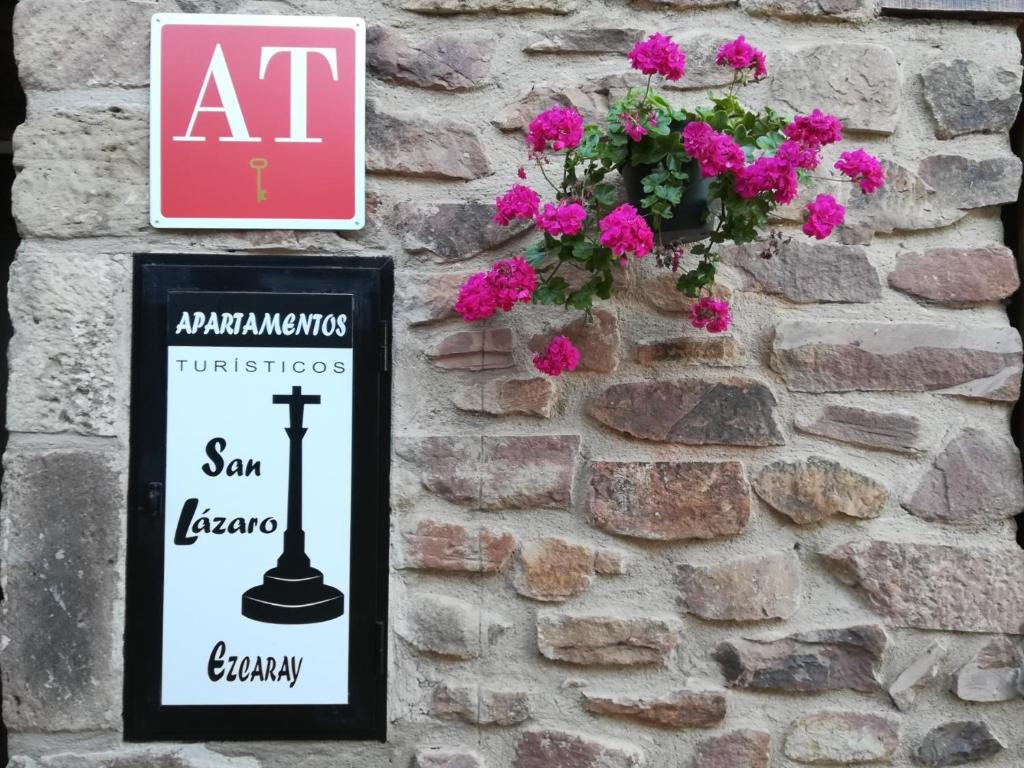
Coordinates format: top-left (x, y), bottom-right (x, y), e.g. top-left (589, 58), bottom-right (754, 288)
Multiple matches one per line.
top-left (526, 105), bottom-right (584, 155)
top-left (619, 111), bottom-right (657, 142)
top-left (599, 203), bottom-right (654, 259)
top-left (536, 201), bottom-right (587, 236)
top-left (715, 35), bottom-right (767, 78)
top-left (689, 296), bottom-right (731, 334)
top-left (784, 109), bottom-right (843, 149)
top-left (533, 335), bottom-right (581, 376)
top-left (454, 257), bottom-right (537, 321)
top-left (682, 121), bottom-right (746, 178)
top-left (775, 139), bottom-right (820, 171)
top-left (803, 194), bottom-right (845, 239)
top-left (494, 184), bottom-right (540, 226)
top-left (834, 149), bottom-right (885, 194)
top-left (628, 33), bottom-right (687, 81)
top-left (734, 154), bottom-right (799, 204)
top-left (454, 272), bottom-right (498, 322)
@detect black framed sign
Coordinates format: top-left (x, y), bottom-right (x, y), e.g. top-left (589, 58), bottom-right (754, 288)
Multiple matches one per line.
top-left (125, 254), bottom-right (391, 741)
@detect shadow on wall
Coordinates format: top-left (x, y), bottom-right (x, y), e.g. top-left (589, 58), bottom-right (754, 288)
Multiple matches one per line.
top-left (1002, 23), bottom-right (1024, 551)
top-left (0, 0), bottom-right (26, 763)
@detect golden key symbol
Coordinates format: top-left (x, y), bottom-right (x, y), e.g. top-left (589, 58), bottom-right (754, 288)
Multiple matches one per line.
top-left (248, 157), bottom-right (268, 203)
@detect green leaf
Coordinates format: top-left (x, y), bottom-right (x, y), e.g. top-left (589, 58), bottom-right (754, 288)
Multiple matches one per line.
top-left (591, 183), bottom-right (618, 207)
top-left (572, 241), bottom-right (595, 261)
top-left (524, 241), bottom-right (549, 268)
top-left (533, 277), bottom-right (568, 305)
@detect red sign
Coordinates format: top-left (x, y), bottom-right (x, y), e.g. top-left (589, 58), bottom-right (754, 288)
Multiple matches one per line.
top-left (150, 14), bottom-right (365, 230)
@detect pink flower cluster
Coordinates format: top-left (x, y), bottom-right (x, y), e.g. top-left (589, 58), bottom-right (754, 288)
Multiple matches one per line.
top-left (683, 121), bottom-right (745, 178)
top-left (784, 109), bottom-right (843, 150)
top-left (454, 257), bottom-right (537, 322)
top-left (526, 105), bottom-right (584, 155)
top-left (735, 154), bottom-right (799, 204)
top-left (536, 201), bottom-right (587, 236)
top-left (627, 33), bottom-right (686, 81)
top-left (803, 194), bottom-right (845, 240)
top-left (715, 35), bottom-right (767, 78)
top-left (689, 296), bottom-right (731, 334)
top-left (599, 204), bottom-right (654, 260)
top-left (533, 335), bottom-right (580, 376)
top-left (835, 149), bottom-right (886, 194)
top-left (494, 184), bottom-right (540, 226)
top-left (620, 111), bottom-right (657, 142)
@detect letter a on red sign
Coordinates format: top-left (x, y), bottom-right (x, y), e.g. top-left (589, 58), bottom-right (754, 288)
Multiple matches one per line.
top-left (150, 14), bottom-right (365, 229)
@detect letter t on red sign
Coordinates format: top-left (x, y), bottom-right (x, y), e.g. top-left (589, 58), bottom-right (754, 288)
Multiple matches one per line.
top-left (150, 14), bottom-right (365, 230)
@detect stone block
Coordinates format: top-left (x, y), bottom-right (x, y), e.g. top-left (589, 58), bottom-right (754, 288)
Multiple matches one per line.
top-left (721, 240), bottom-right (881, 303)
top-left (741, 0), bottom-right (878, 21)
top-left (537, 612), bottom-right (681, 666)
top-left (843, 160), bottom-right (966, 237)
top-left (888, 245), bottom-right (1019, 305)
top-left (677, 553), bottom-right (801, 622)
top-left (415, 747), bottom-right (484, 768)
top-left (784, 712), bottom-right (900, 764)
top-left (582, 688), bottom-right (726, 729)
top-left (452, 377), bottom-right (556, 417)
top-left (771, 320), bottom-right (1022, 402)
top-left (7, 247), bottom-right (129, 436)
top-left (367, 26), bottom-right (494, 90)
top-left (426, 328), bottom-right (514, 371)
top-left (824, 540), bottom-right (1024, 633)
top-left (404, 0), bottom-right (576, 13)
top-left (8, 745), bottom-right (259, 768)
top-left (397, 271), bottom-right (469, 327)
top-left (399, 593), bottom-right (510, 659)
top-left (642, 275), bottom-right (731, 314)
top-left (714, 624), bottom-right (887, 692)
top-left (493, 84), bottom-right (608, 132)
top-left (903, 428), bottom-right (1024, 524)
top-left (795, 405), bottom-right (922, 454)
top-left (513, 729), bottom-right (645, 768)
top-left (589, 378), bottom-right (784, 446)
top-left (396, 200), bottom-right (532, 263)
top-left (366, 103), bottom-right (491, 180)
top-left (636, 336), bottom-right (742, 366)
top-left (514, 538), bottom-right (596, 602)
top-left (771, 44), bottom-right (900, 134)
top-left (524, 29), bottom-right (644, 55)
top-left (922, 59), bottom-right (1022, 139)
top-left (588, 461), bottom-right (750, 541)
top-left (918, 154), bottom-right (1022, 210)
top-left (399, 519), bottom-right (517, 573)
top-left (1, 445), bottom-right (123, 730)
top-left (429, 683), bottom-right (531, 725)
top-left (529, 309), bottom-right (620, 374)
top-left (952, 639), bottom-right (1023, 703)
top-left (916, 722), bottom-right (1005, 767)
top-left (889, 641), bottom-right (947, 711)
top-left (753, 457), bottom-right (887, 525)
top-left (694, 730), bottom-right (771, 768)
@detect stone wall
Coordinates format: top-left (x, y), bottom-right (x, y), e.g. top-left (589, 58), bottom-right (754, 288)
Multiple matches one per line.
top-left (5, 0), bottom-right (1024, 766)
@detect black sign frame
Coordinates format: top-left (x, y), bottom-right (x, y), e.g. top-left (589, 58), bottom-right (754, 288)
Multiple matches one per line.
top-left (125, 254), bottom-right (391, 741)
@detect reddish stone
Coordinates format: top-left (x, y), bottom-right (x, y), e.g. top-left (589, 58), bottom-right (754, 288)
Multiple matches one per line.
top-left (694, 730), bottom-right (772, 768)
top-left (452, 376), bottom-right (556, 417)
top-left (785, 712), bottom-right (900, 764)
top-left (889, 245), bottom-right (1020, 304)
top-left (367, 26), bottom-right (494, 91)
top-left (398, 271), bottom-right (469, 326)
top-left (582, 689), bottom-right (726, 729)
top-left (636, 335), bottom-right (741, 366)
top-left (513, 729), bottom-right (644, 768)
top-left (588, 461), bottom-right (750, 541)
top-left (494, 84), bottom-right (607, 132)
top-left (529, 309), bottom-right (620, 373)
top-left (677, 553), bottom-right (801, 621)
top-left (753, 456), bottom-right (887, 525)
top-left (400, 519), bottom-right (516, 574)
top-left (396, 200), bottom-right (532, 263)
top-left (795, 405), bottom-right (922, 454)
top-left (537, 613), bottom-right (681, 666)
top-left (427, 328), bottom-right (514, 371)
top-left (643, 275), bottom-right (731, 313)
top-left (429, 683), bottom-right (531, 725)
top-left (514, 538), bottom-right (595, 602)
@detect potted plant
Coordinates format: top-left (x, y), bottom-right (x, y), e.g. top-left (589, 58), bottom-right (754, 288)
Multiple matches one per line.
top-left (455, 33), bottom-right (886, 376)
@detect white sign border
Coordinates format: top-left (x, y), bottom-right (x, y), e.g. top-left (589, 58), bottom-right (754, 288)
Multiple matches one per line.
top-left (149, 13), bottom-right (366, 231)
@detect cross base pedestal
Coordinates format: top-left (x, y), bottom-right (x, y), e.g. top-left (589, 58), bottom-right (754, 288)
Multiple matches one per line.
top-left (241, 566), bottom-right (344, 624)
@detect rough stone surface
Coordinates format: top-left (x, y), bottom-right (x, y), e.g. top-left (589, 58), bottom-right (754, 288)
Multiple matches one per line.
top-left (633, 0), bottom-right (735, 9)
top-left (415, 747), bottom-right (484, 768)
top-left (753, 457), bottom-right (887, 525)
top-left (694, 730), bottom-right (772, 768)
top-left (795, 405), bottom-right (923, 454)
top-left (642, 275), bottom-right (731, 314)
top-left (824, 540), bottom-right (1024, 634)
top-left (399, 519), bottom-right (517, 573)
top-left (514, 538), bottom-right (596, 602)
top-left (529, 309), bottom-right (620, 373)
top-left (888, 245), bottom-right (1020, 305)
top-left (494, 84), bottom-right (608, 132)
top-left (784, 712), bottom-right (900, 764)
top-left (721, 240), bottom-right (881, 304)
top-left (396, 435), bottom-right (580, 510)
top-left (452, 376), bottom-right (557, 417)
top-left (524, 29), bottom-right (644, 55)
top-left (903, 428), bottom-right (1024, 524)
top-left (537, 613), bottom-right (681, 666)
top-left (513, 730), bottom-right (645, 768)
top-left (399, 593), bottom-right (510, 658)
top-left (952, 639), bottom-right (1023, 703)
top-left (741, 0), bottom-right (878, 21)
top-left (594, 548), bottom-right (628, 576)
top-left (396, 200), bottom-right (532, 263)
top-left (771, 321), bottom-right (1023, 402)
top-left (582, 689), bottom-right (726, 729)
top-left (922, 59), bottom-right (1022, 139)
top-left (677, 552), bottom-right (801, 622)
top-left (843, 160), bottom-right (968, 237)
top-left (771, 44), bottom-right (900, 134)
top-left (636, 336), bottom-right (742, 366)
top-left (590, 378), bottom-right (784, 446)
top-left (916, 722), bottom-right (1006, 766)
top-left (714, 624), bottom-right (887, 692)
top-left (7, 746), bottom-right (259, 768)
top-left (405, 0), bottom-right (576, 12)
top-left (426, 328), bottom-right (514, 371)
top-left (429, 683), bottom-right (531, 725)
top-left (367, 103), bottom-right (492, 180)
top-left (0, 446), bottom-right (122, 730)
top-left (398, 271), bottom-right (468, 326)
top-left (889, 641), bottom-right (947, 711)
top-left (7, 248), bottom-right (128, 436)
top-left (918, 154), bottom-right (1023, 211)
top-left (367, 26), bottom-right (495, 90)
top-left (588, 461), bottom-right (751, 541)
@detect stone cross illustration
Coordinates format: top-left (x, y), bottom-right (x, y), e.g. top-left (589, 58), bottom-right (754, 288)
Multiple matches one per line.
top-left (241, 385), bottom-right (344, 624)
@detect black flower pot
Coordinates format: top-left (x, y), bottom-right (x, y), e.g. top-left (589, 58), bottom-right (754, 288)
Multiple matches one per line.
top-left (620, 132), bottom-right (713, 244)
